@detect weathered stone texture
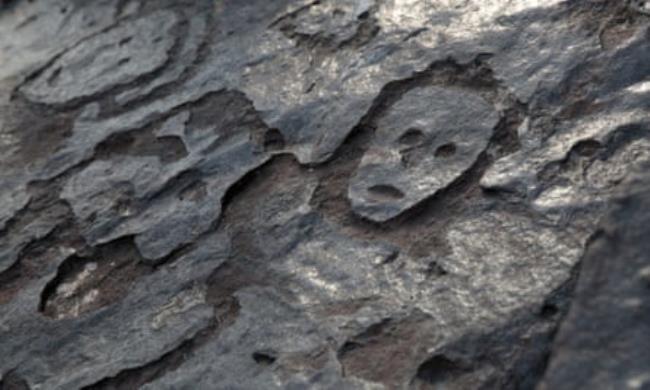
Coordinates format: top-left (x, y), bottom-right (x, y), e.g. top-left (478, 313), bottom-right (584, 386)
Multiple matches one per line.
top-left (1, 0), bottom-right (649, 389)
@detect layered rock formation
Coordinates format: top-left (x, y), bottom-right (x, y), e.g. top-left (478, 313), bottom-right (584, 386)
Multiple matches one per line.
top-left (0, 0), bottom-right (648, 389)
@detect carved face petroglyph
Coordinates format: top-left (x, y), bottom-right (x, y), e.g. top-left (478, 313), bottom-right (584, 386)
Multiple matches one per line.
top-left (348, 86), bottom-right (498, 222)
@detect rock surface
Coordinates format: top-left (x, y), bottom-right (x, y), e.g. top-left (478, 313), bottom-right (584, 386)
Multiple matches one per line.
top-left (0, 0), bottom-right (649, 389)
top-left (538, 168), bottom-right (650, 390)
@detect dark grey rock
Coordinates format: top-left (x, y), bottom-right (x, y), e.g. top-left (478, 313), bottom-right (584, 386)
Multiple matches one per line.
top-left (20, 10), bottom-right (178, 105)
top-left (539, 171), bottom-right (650, 390)
top-left (1, 0), bottom-right (649, 389)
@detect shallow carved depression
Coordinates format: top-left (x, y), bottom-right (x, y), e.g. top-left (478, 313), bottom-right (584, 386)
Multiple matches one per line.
top-left (366, 184), bottom-right (405, 201)
top-left (398, 128), bottom-right (425, 146)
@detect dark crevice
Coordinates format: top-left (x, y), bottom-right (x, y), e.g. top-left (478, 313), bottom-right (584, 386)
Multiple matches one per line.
top-left (263, 128), bottom-right (286, 151)
top-left (488, 101), bottom-right (526, 159)
top-left (252, 352), bottom-right (277, 366)
top-left (95, 127), bottom-right (188, 164)
top-left (211, 153), bottom-right (308, 298)
top-left (540, 303), bottom-right (559, 319)
top-left (527, 230), bottom-right (598, 388)
top-left (415, 355), bottom-right (466, 385)
top-left (217, 156), bottom-right (291, 223)
top-left (338, 341), bottom-right (363, 356)
top-left (268, 0), bottom-right (322, 30)
top-left (38, 236), bottom-right (151, 319)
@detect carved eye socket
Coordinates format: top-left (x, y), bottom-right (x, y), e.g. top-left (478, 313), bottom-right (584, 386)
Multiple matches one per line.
top-left (435, 143), bottom-right (457, 158)
top-left (252, 351), bottom-right (276, 366)
top-left (367, 184), bottom-right (405, 201)
top-left (398, 128), bottom-right (425, 146)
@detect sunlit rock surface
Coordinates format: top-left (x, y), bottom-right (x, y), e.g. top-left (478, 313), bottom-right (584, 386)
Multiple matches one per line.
top-left (0, 0), bottom-right (649, 389)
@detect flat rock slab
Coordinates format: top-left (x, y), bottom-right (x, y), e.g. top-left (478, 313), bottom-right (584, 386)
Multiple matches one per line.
top-left (20, 10), bottom-right (178, 105)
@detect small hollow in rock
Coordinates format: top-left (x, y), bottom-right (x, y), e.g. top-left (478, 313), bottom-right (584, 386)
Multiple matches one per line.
top-left (398, 128), bottom-right (425, 147)
top-left (367, 185), bottom-right (405, 201)
top-left (435, 143), bottom-right (457, 158)
top-left (263, 128), bottom-right (286, 151)
top-left (119, 36), bottom-right (133, 46)
top-left (572, 139), bottom-right (602, 157)
top-left (252, 352), bottom-right (276, 366)
top-left (416, 355), bottom-right (463, 384)
top-left (540, 303), bottom-right (559, 319)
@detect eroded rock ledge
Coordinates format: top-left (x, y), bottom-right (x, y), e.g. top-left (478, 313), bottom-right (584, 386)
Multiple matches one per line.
top-left (0, 0), bottom-right (648, 389)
